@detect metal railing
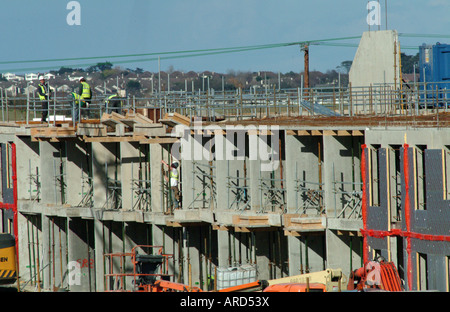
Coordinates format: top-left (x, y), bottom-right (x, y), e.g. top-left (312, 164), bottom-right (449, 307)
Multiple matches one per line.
top-left (1, 82), bottom-right (448, 124)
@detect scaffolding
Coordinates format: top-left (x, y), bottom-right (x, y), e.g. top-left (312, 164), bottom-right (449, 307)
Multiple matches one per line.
top-left (78, 167), bottom-right (93, 208)
top-left (131, 161), bottom-right (151, 212)
top-left (104, 162), bottom-right (122, 210)
top-left (295, 179), bottom-right (324, 216)
top-left (259, 174), bottom-right (286, 213)
top-left (187, 161), bottom-right (216, 210)
top-left (28, 160), bottom-right (40, 203)
top-left (332, 163), bottom-right (363, 219)
top-left (226, 161), bottom-right (250, 211)
top-left (53, 158), bottom-right (67, 205)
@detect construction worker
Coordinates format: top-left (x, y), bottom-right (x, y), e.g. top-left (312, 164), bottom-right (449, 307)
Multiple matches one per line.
top-left (170, 162), bottom-right (181, 210)
top-left (104, 92), bottom-right (121, 114)
top-left (70, 91), bottom-right (82, 123)
top-left (37, 75), bottom-right (51, 122)
top-left (78, 77), bottom-right (92, 117)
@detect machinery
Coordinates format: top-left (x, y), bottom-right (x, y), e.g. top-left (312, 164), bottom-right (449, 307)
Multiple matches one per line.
top-left (263, 282), bottom-right (327, 292)
top-left (347, 258), bottom-right (403, 291)
top-left (216, 268), bottom-right (347, 293)
top-left (0, 233), bottom-right (17, 285)
top-left (265, 268), bottom-right (347, 292)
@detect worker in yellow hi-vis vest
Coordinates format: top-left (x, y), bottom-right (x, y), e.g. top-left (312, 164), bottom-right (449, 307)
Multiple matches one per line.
top-left (78, 77), bottom-right (92, 118)
top-left (170, 162), bottom-right (181, 210)
top-left (37, 75), bottom-right (51, 122)
top-left (70, 91), bottom-right (87, 123)
top-left (162, 160), bottom-right (181, 213)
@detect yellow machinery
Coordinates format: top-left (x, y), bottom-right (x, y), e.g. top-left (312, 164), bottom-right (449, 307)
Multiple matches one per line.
top-left (267, 268), bottom-right (348, 292)
top-left (0, 233), bottom-right (16, 284)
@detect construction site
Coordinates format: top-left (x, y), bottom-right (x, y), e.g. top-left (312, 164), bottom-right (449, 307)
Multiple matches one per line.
top-left (0, 30), bottom-right (449, 293)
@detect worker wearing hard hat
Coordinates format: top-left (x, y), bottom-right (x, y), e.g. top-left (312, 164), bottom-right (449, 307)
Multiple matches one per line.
top-left (69, 91), bottom-right (82, 123)
top-left (37, 75), bottom-right (51, 122)
top-left (170, 162), bottom-right (181, 210)
top-left (77, 77), bottom-right (92, 117)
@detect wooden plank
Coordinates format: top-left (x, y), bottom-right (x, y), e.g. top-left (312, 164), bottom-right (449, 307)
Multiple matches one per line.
top-left (139, 137), bottom-right (180, 144)
top-left (232, 215), bottom-right (270, 226)
top-left (297, 130), bottom-right (311, 136)
top-left (337, 130), bottom-right (351, 136)
top-left (352, 130), bottom-right (364, 136)
top-left (160, 112), bottom-right (190, 127)
top-left (323, 130), bottom-right (337, 136)
top-left (286, 130), bottom-right (297, 135)
top-left (84, 135), bottom-right (146, 142)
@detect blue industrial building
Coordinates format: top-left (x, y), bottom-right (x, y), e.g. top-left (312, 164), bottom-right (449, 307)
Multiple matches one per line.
top-left (419, 43), bottom-right (450, 107)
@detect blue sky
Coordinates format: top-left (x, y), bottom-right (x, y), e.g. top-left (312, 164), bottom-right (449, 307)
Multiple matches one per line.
top-left (1, 0), bottom-right (449, 75)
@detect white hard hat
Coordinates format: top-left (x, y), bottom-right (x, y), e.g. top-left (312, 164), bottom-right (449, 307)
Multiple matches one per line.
top-left (80, 77), bottom-right (85, 81)
top-left (39, 76), bottom-right (44, 80)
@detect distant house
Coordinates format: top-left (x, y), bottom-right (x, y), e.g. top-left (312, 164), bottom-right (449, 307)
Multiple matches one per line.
top-left (3, 73), bottom-right (24, 81)
top-left (44, 73), bottom-right (55, 80)
top-left (68, 76), bottom-right (83, 82)
top-left (3, 73), bottom-right (16, 80)
top-left (25, 73), bottom-right (38, 81)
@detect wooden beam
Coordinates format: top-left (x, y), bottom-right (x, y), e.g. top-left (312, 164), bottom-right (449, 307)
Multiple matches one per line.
top-left (83, 135), bottom-right (146, 142)
top-left (337, 130), bottom-right (351, 136)
top-left (139, 137), bottom-right (179, 144)
top-left (323, 130), bottom-right (337, 136)
top-left (286, 130), bottom-right (297, 135)
top-left (297, 130), bottom-right (311, 136)
top-left (352, 130), bottom-right (364, 136)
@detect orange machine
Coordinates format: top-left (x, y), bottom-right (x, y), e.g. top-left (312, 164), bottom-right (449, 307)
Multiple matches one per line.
top-left (263, 282), bottom-right (327, 292)
top-left (347, 259), bottom-right (403, 291)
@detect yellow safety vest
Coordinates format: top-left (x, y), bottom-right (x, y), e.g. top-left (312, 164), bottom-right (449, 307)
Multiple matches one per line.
top-left (80, 81), bottom-right (91, 99)
top-left (170, 169), bottom-right (179, 180)
top-left (38, 84), bottom-right (48, 100)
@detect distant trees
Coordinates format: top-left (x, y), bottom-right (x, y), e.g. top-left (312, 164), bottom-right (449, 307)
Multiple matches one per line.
top-left (337, 61), bottom-right (352, 74)
top-left (401, 52), bottom-right (419, 74)
top-left (87, 62), bottom-right (113, 73)
top-left (126, 80), bottom-right (141, 94)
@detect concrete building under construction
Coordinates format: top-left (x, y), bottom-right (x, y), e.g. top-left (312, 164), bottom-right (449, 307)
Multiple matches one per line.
top-left (0, 30), bottom-right (449, 292)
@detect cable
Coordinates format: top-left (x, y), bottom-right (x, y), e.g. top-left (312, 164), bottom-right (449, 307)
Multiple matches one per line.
top-left (0, 33), bottom-right (446, 73)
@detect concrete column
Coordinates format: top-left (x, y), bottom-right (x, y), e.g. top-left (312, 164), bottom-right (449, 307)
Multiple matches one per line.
top-left (150, 143), bottom-right (163, 213)
top-left (287, 235), bottom-right (302, 276)
top-left (92, 142), bottom-right (119, 209)
top-left (254, 231), bottom-right (270, 280)
top-left (39, 141), bottom-right (60, 205)
top-left (15, 137), bottom-right (40, 201)
top-left (217, 229), bottom-right (230, 268)
top-left (66, 140), bottom-right (89, 207)
top-left (67, 217), bottom-right (95, 292)
top-left (120, 142), bottom-right (140, 211)
top-left (184, 227), bottom-right (201, 289)
top-left (94, 218), bottom-right (105, 291)
top-left (41, 215), bottom-right (51, 290)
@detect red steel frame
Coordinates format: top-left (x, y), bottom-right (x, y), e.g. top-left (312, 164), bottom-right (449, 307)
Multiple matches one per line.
top-left (0, 143), bottom-right (19, 270)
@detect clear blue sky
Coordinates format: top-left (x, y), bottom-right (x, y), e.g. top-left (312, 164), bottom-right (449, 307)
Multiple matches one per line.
top-left (0, 0), bottom-right (449, 75)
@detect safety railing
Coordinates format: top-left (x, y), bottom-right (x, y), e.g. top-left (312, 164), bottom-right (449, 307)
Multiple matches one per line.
top-left (0, 82), bottom-right (448, 124)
